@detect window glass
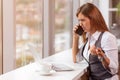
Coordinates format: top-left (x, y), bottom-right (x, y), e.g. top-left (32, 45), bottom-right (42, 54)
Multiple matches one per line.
top-left (109, 0), bottom-right (120, 26)
top-left (15, 0), bottom-right (43, 68)
top-left (109, 0), bottom-right (120, 28)
top-left (110, 0), bottom-right (120, 8)
top-left (55, 0), bottom-right (72, 53)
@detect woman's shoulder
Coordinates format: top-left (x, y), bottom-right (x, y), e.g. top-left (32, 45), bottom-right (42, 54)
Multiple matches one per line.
top-left (101, 31), bottom-right (118, 50)
top-left (103, 31), bottom-right (116, 40)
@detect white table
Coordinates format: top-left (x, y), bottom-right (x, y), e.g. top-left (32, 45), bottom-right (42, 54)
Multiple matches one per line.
top-left (0, 49), bottom-right (88, 80)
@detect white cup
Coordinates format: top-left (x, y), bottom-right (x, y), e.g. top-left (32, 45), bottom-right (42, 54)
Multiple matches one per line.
top-left (39, 63), bottom-right (52, 73)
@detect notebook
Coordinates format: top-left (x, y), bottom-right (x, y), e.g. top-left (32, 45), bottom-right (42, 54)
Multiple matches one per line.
top-left (52, 63), bottom-right (74, 72)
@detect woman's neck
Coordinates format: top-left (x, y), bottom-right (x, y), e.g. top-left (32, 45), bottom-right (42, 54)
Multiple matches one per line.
top-left (90, 30), bottom-right (96, 35)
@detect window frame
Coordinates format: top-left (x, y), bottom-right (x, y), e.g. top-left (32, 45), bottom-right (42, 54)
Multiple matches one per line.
top-left (0, 0), bottom-right (3, 74)
top-left (43, 0), bottom-right (55, 57)
top-left (3, 0), bottom-right (15, 73)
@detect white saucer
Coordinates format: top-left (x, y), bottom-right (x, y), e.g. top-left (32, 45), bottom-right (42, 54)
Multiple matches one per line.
top-left (36, 70), bottom-right (56, 76)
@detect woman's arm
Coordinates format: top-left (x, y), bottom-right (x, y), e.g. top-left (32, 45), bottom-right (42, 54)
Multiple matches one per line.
top-left (96, 49), bottom-right (110, 68)
top-left (90, 45), bottom-right (110, 68)
top-left (90, 32), bottom-right (118, 73)
top-left (98, 32), bottom-right (118, 72)
top-left (72, 35), bottom-right (79, 63)
top-left (72, 25), bottom-right (80, 63)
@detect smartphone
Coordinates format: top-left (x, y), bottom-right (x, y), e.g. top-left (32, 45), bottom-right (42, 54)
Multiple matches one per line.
top-left (75, 25), bottom-right (84, 36)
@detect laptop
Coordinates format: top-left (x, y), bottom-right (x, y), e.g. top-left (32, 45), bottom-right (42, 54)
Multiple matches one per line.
top-left (27, 43), bottom-right (42, 62)
top-left (28, 43), bottom-right (74, 72)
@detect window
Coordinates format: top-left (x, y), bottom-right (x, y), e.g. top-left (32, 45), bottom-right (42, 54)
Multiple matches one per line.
top-left (109, 0), bottom-right (120, 66)
top-left (15, 0), bottom-right (43, 68)
top-left (2, 0), bottom-right (74, 73)
top-left (109, 0), bottom-right (120, 27)
top-left (109, 0), bottom-right (120, 39)
top-left (55, 0), bottom-right (72, 53)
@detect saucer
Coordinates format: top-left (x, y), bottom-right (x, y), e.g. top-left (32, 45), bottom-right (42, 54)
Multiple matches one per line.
top-left (36, 70), bottom-right (56, 76)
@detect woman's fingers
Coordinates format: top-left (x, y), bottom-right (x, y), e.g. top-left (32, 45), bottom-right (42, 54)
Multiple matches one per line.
top-left (90, 45), bottom-right (97, 55)
top-left (73, 24), bottom-right (79, 37)
top-left (89, 45), bottom-right (104, 57)
top-left (73, 25), bottom-right (78, 33)
top-left (96, 48), bottom-right (104, 57)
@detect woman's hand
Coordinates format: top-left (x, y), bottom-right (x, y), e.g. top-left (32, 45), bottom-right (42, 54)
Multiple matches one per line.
top-left (90, 45), bottom-right (105, 56)
top-left (96, 48), bottom-right (104, 57)
top-left (90, 45), bottom-right (110, 68)
top-left (89, 45), bottom-right (97, 55)
top-left (73, 24), bottom-right (80, 38)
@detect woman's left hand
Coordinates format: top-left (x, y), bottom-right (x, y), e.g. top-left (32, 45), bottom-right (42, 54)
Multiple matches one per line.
top-left (96, 48), bottom-right (104, 57)
top-left (90, 45), bottom-right (104, 56)
top-left (89, 45), bottom-right (97, 55)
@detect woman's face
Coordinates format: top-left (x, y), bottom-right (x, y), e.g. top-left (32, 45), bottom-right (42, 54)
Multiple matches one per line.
top-left (78, 13), bottom-right (91, 33)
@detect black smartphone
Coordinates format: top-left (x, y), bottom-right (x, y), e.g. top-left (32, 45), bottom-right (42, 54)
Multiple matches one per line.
top-left (75, 25), bottom-right (84, 36)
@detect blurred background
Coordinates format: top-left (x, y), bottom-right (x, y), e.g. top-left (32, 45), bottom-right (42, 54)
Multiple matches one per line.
top-left (0, 0), bottom-right (120, 74)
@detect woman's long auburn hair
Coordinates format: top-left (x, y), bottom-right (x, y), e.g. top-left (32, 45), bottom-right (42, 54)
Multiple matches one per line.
top-left (76, 3), bottom-right (109, 42)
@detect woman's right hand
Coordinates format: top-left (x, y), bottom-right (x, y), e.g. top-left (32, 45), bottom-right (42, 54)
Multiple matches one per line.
top-left (73, 24), bottom-right (79, 38)
top-left (72, 24), bottom-right (80, 63)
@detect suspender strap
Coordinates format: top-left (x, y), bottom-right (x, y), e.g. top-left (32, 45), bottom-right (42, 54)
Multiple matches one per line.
top-left (95, 32), bottom-right (104, 48)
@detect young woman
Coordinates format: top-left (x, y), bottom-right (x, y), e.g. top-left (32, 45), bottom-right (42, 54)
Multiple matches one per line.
top-left (72, 3), bottom-right (119, 80)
